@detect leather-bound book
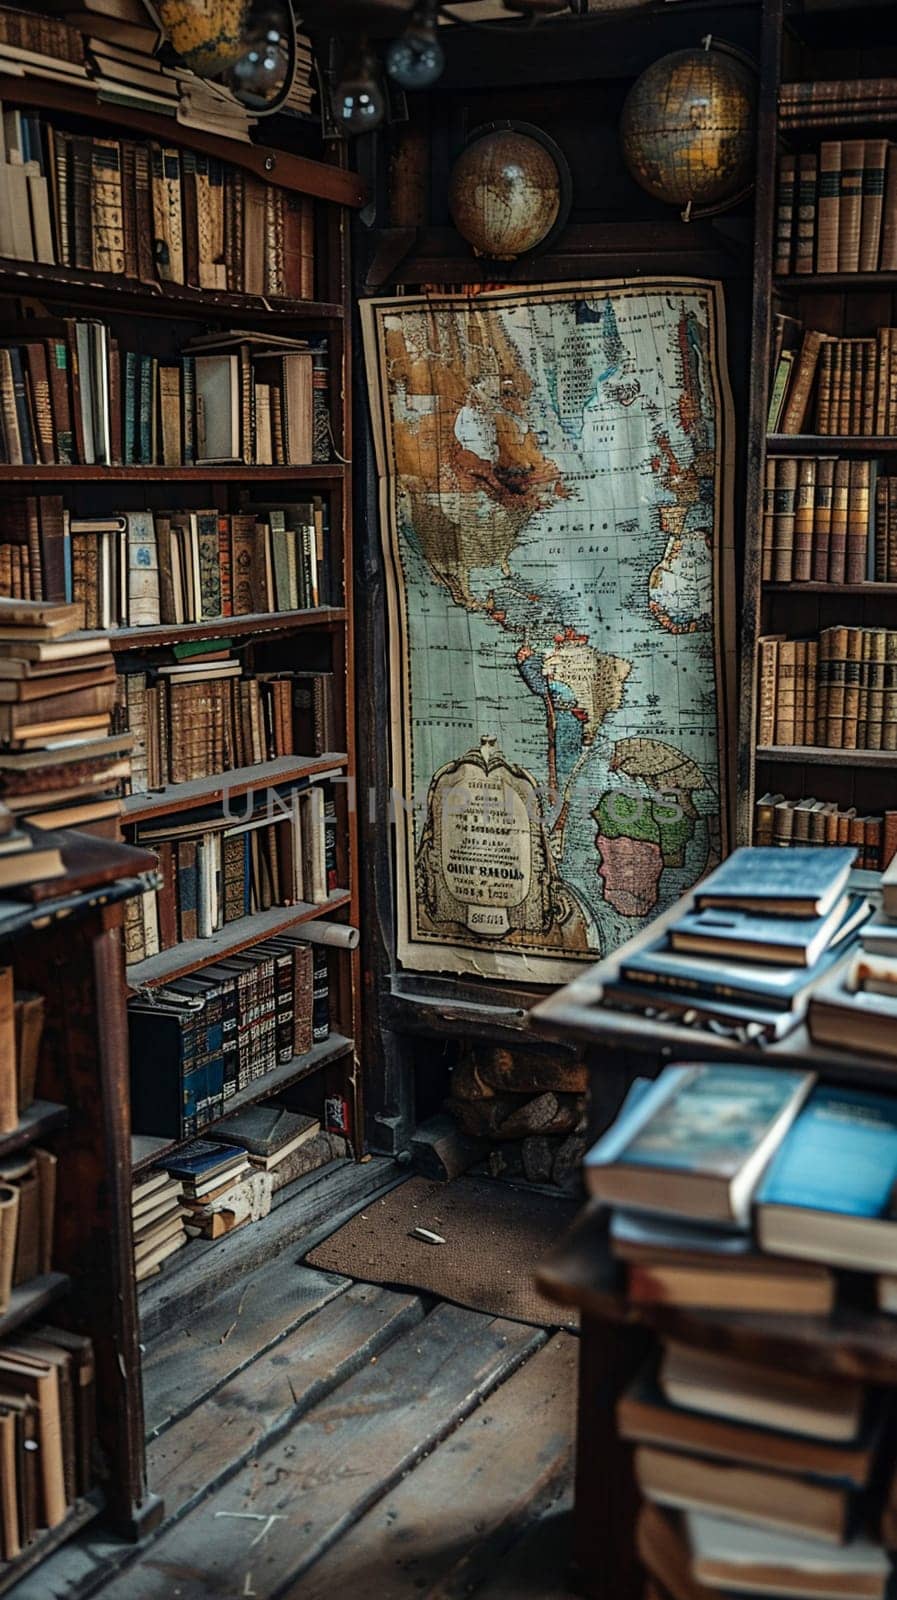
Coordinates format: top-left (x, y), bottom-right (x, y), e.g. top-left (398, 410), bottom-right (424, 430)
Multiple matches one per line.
top-left (837, 139), bottom-right (865, 271)
top-left (816, 140), bottom-right (842, 272)
top-left (860, 139), bottom-right (889, 270)
top-left (795, 152), bottom-right (817, 275)
top-left (793, 457), bottom-right (816, 581)
top-left (775, 152), bottom-right (796, 274)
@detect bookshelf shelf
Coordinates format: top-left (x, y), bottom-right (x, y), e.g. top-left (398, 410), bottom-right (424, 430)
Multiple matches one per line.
top-left (0, 465), bottom-right (348, 483)
top-left (122, 753), bottom-right (349, 825)
top-left (126, 890), bottom-right (352, 989)
top-left (0, 1491), bottom-right (105, 1599)
top-left (0, 258), bottom-right (344, 323)
top-left (764, 581), bottom-right (897, 594)
top-left (130, 1032), bottom-right (355, 1175)
top-left (767, 434), bottom-right (897, 454)
top-left (0, 1272), bottom-right (70, 1341)
top-left (756, 744), bottom-right (897, 766)
top-left (0, 1098), bottom-right (67, 1161)
top-left (78, 608), bottom-right (347, 653)
top-left (0, 74), bottom-right (367, 209)
top-left (774, 271), bottom-right (897, 291)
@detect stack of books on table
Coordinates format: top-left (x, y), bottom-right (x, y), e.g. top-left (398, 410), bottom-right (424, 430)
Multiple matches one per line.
top-left (131, 1167), bottom-right (187, 1284)
top-left (0, 598), bottom-right (130, 837)
top-left (587, 1062), bottom-right (897, 1599)
top-left (603, 847), bottom-right (869, 1042)
top-left (810, 849), bottom-right (897, 1063)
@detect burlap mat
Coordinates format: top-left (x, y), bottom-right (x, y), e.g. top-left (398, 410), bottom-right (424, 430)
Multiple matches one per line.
top-left (305, 1175), bottom-right (578, 1330)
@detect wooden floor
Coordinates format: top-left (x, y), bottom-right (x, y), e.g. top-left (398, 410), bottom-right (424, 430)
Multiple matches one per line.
top-left (8, 1159), bottom-right (577, 1600)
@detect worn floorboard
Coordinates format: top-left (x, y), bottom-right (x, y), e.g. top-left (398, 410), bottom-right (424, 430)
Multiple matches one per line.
top-left (471, 1491), bottom-right (576, 1600)
top-left (282, 1331), bottom-right (577, 1600)
top-left (148, 1284), bottom-right (424, 1522)
top-left (143, 1259), bottom-right (351, 1438)
top-left (97, 1304), bottom-right (545, 1600)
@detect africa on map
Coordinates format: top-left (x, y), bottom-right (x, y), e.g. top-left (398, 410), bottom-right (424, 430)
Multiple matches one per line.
top-left (363, 279), bottom-right (735, 983)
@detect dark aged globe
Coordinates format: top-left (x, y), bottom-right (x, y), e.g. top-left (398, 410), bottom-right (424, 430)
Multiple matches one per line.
top-left (620, 45), bottom-right (757, 211)
top-left (449, 130), bottom-right (562, 260)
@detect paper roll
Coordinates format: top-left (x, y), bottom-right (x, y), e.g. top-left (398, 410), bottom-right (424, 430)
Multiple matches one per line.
top-left (291, 921), bottom-right (359, 951)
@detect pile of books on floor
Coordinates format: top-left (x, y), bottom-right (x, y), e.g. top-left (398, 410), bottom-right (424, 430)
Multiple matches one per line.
top-left (602, 846), bottom-right (870, 1043)
top-left (810, 850), bottom-right (897, 1066)
top-left (0, 598), bottom-right (131, 838)
top-left (0, 324), bottom-right (330, 468)
top-left (0, 1325), bottom-right (96, 1557)
top-left (131, 1166), bottom-right (187, 1283)
top-left (125, 782), bottom-right (339, 961)
top-left (754, 792), bottom-right (891, 866)
top-left (135, 1111), bottom-right (347, 1258)
top-left (587, 1061), bottom-right (897, 1599)
top-left (775, 139), bottom-right (897, 276)
top-left (128, 932), bottom-right (331, 1136)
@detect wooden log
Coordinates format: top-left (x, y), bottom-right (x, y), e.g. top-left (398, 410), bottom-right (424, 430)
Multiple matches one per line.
top-left (449, 1058), bottom-right (497, 1102)
top-left (477, 1048), bottom-right (588, 1097)
top-left (409, 1113), bottom-right (486, 1181)
top-left (446, 1095), bottom-right (517, 1138)
top-left (497, 1092), bottom-right (583, 1139)
top-left (521, 1136), bottom-right (555, 1186)
top-left (486, 1144), bottom-right (525, 1181)
top-left (552, 1134), bottom-right (587, 1195)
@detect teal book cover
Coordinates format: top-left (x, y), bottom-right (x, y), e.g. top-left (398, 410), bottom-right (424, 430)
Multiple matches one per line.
top-left (619, 1065), bottom-right (810, 1178)
top-left (757, 1086), bottom-right (897, 1217)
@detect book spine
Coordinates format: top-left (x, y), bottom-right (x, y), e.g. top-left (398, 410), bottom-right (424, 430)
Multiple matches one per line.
top-left (846, 459), bottom-right (871, 582)
top-left (776, 639), bottom-right (798, 746)
top-left (793, 456), bottom-right (816, 582)
top-left (772, 456), bottom-right (798, 581)
top-left (882, 146), bottom-right (897, 271)
top-left (837, 138), bottom-right (865, 272)
top-left (774, 153), bottom-right (796, 275)
top-left (829, 457), bottom-right (851, 582)
top-left (794, 152), bottom-right (817, 275)
top-left (860, 138), bottom-right (888, 271)
top-left (757, 637), bottom-right (779, 746)
top-left (816, 140), bottom-right (842, 273)
top-left (781, 331), bottom-right (826, 435)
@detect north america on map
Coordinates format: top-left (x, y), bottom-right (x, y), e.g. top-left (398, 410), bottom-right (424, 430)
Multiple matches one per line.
top-left (364, 281), bottom-right (733, 982)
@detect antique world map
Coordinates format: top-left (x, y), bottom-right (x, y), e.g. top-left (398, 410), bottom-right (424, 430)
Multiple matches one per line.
top-left (363, 280), bottom-right (735, 983)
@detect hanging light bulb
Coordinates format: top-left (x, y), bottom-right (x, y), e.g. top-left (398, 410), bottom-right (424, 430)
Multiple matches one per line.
top-left (333, 45), bottom-right (386, 134)
top-left (386, 0), bottom-right (444, 91)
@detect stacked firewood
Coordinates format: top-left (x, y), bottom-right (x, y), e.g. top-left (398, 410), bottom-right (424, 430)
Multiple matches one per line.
top-left (444, 1045), bottom-right (587, 1193)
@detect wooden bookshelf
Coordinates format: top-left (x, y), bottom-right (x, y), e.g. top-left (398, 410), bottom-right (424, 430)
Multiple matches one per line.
top-left (0, 1491), bottom-right (105, 1599)
top-left (741, 0), bottom-right (897, 853)
top-left (0, 1098), bottom-right (67, 1160)
top-left (130, 1032), bottom-right (355, 1175)
top-left (0, 67), bottom-right (364, 1577)
top-left (126, 891), bottom-right (352, 989)
top-left (0, 1272), bottom-right (70, 1340)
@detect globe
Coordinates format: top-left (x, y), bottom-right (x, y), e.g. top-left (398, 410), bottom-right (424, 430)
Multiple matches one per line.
top-left (620, 45), bottom-right (757, 213)
top-left (158, 0), bottom-right (251, 75)
top-left (449, 130), bottom-right (563, 261)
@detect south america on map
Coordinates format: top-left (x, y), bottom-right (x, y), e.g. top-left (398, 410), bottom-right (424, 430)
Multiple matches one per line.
top-left (363, 280), bottom-right (735, 983)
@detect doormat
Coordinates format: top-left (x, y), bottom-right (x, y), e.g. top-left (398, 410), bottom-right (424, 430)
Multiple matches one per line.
top-left (304, 1175), bottom-right (579, 1330)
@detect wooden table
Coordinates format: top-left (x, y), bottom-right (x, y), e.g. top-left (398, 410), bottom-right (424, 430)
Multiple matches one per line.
top-left (528, 882), bottom-right (897, 1600)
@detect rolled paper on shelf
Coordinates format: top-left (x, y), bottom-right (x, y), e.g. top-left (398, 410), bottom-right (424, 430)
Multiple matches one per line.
top-left (292, 921), bottom-right (359, 950)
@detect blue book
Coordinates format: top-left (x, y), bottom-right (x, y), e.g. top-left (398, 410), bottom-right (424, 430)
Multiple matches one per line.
top-left (756, 1086), bottom-right (897, 1272)
top-left (163, 1139), bottom-right (244, 1181)
top-left (670, 894), bottom-right (870, 968)
top-left (695, 846), bottom-right (856, 918)
top-left (620, 921), bottom-right (857, 1010)
top-left (584, 1064), bottom-right (814, 1227)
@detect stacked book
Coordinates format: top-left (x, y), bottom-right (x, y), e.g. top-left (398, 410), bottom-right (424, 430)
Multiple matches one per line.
top-left (0, 5), bottom-right (92, 93)
top-left (0, 96), bottom-right (316, 291)
top-left (128, 934), bottom-right (331, 1139)
top-left (810, 854), bottom-right (897, 1087)
top-left (120, 659), bottom-right (337, 795)
top-left (161, 1140), bottom-right (259, 1243)
top-left (769, 321), bottom-right (897, 437)
top-left (0, 1137), bottom-right (55, 1309)
top-left (780, 77), bottom-right (897, 129)
top-left (760, 456), bottom-right (883, 585)
top-left (0, 1324), bottom-right (96, 1557)
top-left (125, 780), bottom-right (339, 960)
top-left (0, 598), bottom-right (131, 836)
top-left (209, 1107), bottom-right (322, 1189)
top-left (754, 791), bottom-right (891, 868)
top-left (757, 626), bottom-right (897, 751)
top-left (0, 323), bottom-right (330, 468)
top-left (131, 1166), bottom-right (186, 1283)
top-left (588, 1062), bottom-right (897, 1600)
top-left (775, 139), bottom-right (897, 276)
top-left (603, 848), bottom-right (869, 1042)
